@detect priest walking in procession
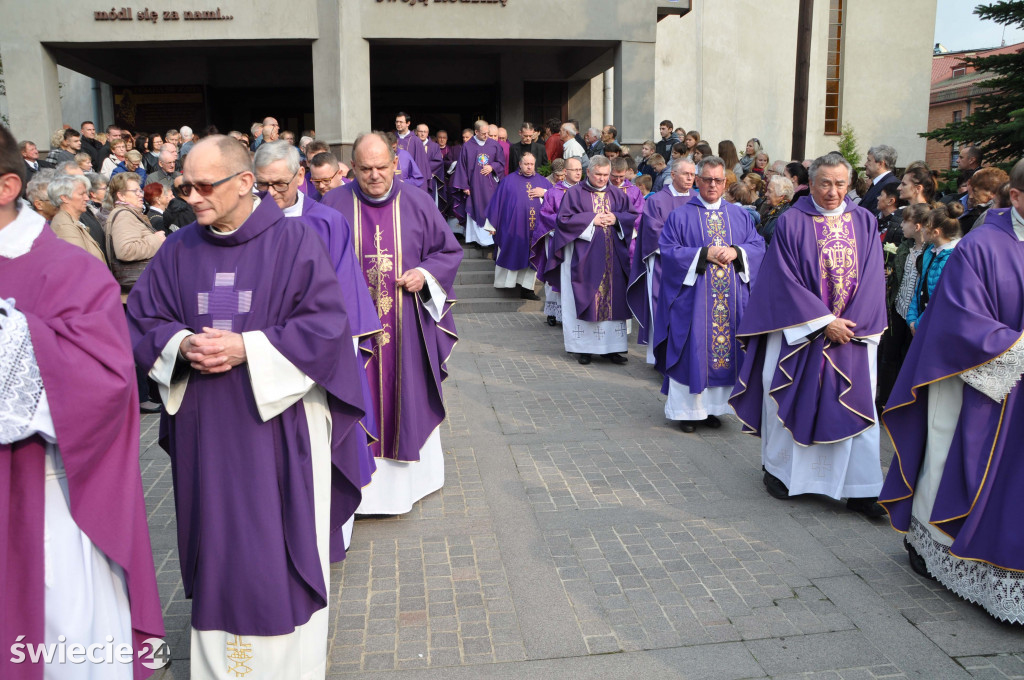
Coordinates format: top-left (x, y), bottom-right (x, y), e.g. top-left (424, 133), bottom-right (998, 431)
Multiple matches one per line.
top-left (485, 151), bottom-right (550, 299)
top-left (878, 158), bottom-right (1024, 623)
top-left (452, 120), bottom-right (506, 248)
top-left (548, 155), bottom-right (638, 365)
top-left (395, 112), bottom-right (429, 192)
top-left (729, 153), bottom-right (888, 518)
top-left (321, 132), bottom-right (463, 516)
top-left (532, 157), bottom-right (583, 326)
top-left (127, 136), bottom-right (371, 679)
top-left (653, 156), bottom-right (765, 433)
top-left (628, 158), bottom-right (697, 363)
top-left (0, 123), bottom-right (165, 680)
top-left (416, 123), bottom-right (445, 207)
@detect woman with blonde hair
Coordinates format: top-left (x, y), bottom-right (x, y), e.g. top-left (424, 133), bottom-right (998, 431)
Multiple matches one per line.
top-left (100, 138), bottom-right (128, 177)
top-left (741, 138), bottom-right (763, 174)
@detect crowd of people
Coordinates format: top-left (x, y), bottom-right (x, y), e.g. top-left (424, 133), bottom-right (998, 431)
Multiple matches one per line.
top-left (2, 107), bottom-right (1022, 679)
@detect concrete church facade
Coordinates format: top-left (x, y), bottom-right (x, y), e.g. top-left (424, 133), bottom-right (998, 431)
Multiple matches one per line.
top-left (1, 0), bottom-right (935, 163)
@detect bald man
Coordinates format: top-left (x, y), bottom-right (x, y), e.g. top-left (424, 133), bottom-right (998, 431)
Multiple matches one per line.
top-left (127, 135), bottom-right (371, 679)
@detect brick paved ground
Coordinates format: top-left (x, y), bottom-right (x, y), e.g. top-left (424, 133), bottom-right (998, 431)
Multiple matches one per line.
top-left (148, 312), bottom-right (1023, 679)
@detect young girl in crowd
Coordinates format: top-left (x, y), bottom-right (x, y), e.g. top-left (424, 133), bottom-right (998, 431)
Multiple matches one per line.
top-left (906, 202), bottom-right (964, 334)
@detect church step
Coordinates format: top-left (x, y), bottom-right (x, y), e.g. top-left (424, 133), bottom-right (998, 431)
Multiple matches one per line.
top-left (452, 283), bottom-right (522, 299)
top-left (454, 270), bottom-right (495, 285)
top-left (460, 245), bottom-right (493, 260)
top-left (452, 297), bottom-right (544, 314)
top-left (457, 258), bottom-right (496, 272)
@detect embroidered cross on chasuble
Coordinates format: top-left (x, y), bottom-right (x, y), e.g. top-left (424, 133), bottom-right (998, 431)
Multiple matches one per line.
top-left (591, 190), bottom-right (616, 321)
top-left (814, 212), bottom-right (859, 315)
top-left (702, 208), bottom-right (734, 372)
top-left (197, 271), bottom-right (252, 331)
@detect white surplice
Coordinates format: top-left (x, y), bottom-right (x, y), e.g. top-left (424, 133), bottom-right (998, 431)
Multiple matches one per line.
top-left (663, 196), bottom-right (749, 422)
top-left (0, 205), bottom-right (134, 680)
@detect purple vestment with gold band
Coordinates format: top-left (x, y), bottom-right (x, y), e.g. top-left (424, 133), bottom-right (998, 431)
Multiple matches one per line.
top-left (487, 170), bottom-right (552, 272)
top-left (531, 181), bottom-right (571, 288)
top-left (730, 196), bottom-right (886, 445)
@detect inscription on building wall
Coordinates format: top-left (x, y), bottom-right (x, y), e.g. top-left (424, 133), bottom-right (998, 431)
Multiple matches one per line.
top-left (93, 7), bottom-right (235, 22)
top-left (375, 0), bottom-right (509, 7)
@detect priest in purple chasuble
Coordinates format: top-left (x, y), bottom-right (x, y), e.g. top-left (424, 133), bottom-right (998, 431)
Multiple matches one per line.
top-left (395, 146), bottom-right (426, 189)
top-left (416, 124), bottom-right (446, 207)
top-left (729, 154), bottom-right (888, 517)
top-left (878, 181), bottom-right (1024, 623)
top-left (321, 132), bottom-right (463, 516)
top-left (628, 158), bottom-right (697, 363)
top-left (532, 157), bottom-right (582, 325)
top-left (485, 152), bottom-right (551, 298)
top-left (395, 112), bottom-right (430, 192)
top-left (127, 137), bottom-right (369, 679)
top-left (549, 155), bottom-right (638, 365)
top-left (0, 125), bottom-right (164, 680)
top-left (451, 119), bottom-right (506, 247)
top-left (255, 140), bottom-right (383, 549)
top-left (653, 156), bottom-right (765, 434)
top-left (609, 157), bottom-right (645, 241)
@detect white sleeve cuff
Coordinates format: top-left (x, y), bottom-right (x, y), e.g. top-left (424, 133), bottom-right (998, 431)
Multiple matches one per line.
top-left (579, 220), bottom-right (596, 242)
top-left (682, 251), bottom-right (702, 287)
top-left (736, 247), bottom-right (750, 284)
top-left (484, 219), bottom-right (496, 234)
top-left (961, 332), bottom-right (1024, 403)
top-left (150, 329), bottom-right (192, 415)
top-left (416, 267), bottom-right (447, 322)
top-left (242, 330), bottom-right (315, 422)
top-left (784, 316), bottom-right (836, 345)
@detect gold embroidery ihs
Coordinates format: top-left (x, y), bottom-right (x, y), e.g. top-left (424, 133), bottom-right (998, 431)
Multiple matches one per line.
top-left (225, 635), bottom-right (253, 677)
top-left (365, 224), bottom-right (395, 347)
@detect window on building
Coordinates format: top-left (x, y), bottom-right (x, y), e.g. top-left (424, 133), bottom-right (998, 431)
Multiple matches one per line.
top-left (953, 110), bottom-right (962, 123)
top-left (952, 67), bottom-right (967, 77)
top-left (824, 0), bottom-right (845, 135)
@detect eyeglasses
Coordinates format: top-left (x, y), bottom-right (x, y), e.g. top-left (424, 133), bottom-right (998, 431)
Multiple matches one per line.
top-left (255, 169), bottom-right (299, 193)
top-left (179, 171), bottom-right (243, 197)
top-left (310, 169), bottom-right (342, 188)
top-left (698, 176), bottom-right (726, 186)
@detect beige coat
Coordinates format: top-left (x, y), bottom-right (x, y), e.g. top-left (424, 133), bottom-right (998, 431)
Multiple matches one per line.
top-left (107, 205), bottom-right (163, 262)
top-left (50, 210), bottom-right (106, 264)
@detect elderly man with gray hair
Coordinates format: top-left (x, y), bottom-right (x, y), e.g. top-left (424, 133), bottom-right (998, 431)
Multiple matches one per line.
top-left (147, 144), bottom-right (181, 188)
top-left (860, 144), bottom-right (900, 214)
top-left (560, 123), bottom-right (587, 169)
top-left (730, 152), bottom-right (887, 518)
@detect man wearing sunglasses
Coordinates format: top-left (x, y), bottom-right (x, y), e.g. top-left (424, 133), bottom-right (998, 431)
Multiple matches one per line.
top-left (126, 135), bottom-right (372, 679)
top-left (651, 156), bottom-right (765, 434)
top-left (321, 131), bottom-right (462, 517)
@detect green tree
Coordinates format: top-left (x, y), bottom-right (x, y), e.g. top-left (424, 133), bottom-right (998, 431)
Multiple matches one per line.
top-left (836, 123), bottom-right (861, 168)
top-left (922, 1), bottom-right (1024, 165)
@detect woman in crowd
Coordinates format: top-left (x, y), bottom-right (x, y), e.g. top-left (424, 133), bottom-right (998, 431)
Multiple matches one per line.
top-left (960, 166), bottom-right (1009, 234)
top-left (743, 172), bottom-right (765, 200)
top-left (111, 149), bottom-right (148, 187)
top-left (683, 131), bottom-right (700, 159)
top-left (758, 175), bottom-right (794, 244)
top-left (75, 152), bottom-right (93, 172)
top-left (637, 140), bottom-right (657, 177)
top-left (750, 152), bottom-right (769, 178)
top-left (86, 172), bottom-right (110, 226)
top-left (143, 182), bottom-right (174, 233)
top-left (740, 138), bottom-right (762, 174)
top-left (784, 162), bottom-right (809, 200)
top-left (718, 140), bottom-right (744, 177)
top-left (47, 173), bottom-right (106, 263)
top-left (898, 164), bottom-right (936, 206)
top-left (692, 141), bottom-right (713, 165)
top-left (906, 202), bottom-right (963, 334)
top-left (101, 138), bottom-right (128, 177)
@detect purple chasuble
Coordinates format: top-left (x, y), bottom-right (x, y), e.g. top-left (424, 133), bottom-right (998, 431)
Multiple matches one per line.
top-left (531, 181), bottom-right (572, 287)
top-left (298, 173), bottom-right (321, 201)
top-left (653, 197), bottom-right (765, 394)
top-left (487, 170), bottom-right (552, 272)
top-left (729, 196), bottom-right (886, 445)
top-left (451, 138), bottom-right (506, 223)
top-left (880, 209), bottom-right (1024, 571)
top-left (2, 228), bottom-right (164, 680)
top-left (614, 180), bottom-right (645, 234)
top-left (424, 138), bottom-right (445, 197)
top-left (550, 180), bottom-right (638, 322)
top-left (441, 143), bottom-right (462, 220)
top-left (396, 132), bottom-right (430, 191)
top-left (127, 198), bottom-right (368, 635)
top-left (627, 187), bottom-right (692, 344)
top-left (321, 181), bottom-right (462, 462)
top-left (396, 148), bottom-right (426, 189)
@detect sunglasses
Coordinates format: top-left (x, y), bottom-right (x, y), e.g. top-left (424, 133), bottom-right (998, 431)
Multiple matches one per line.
top-left (179, 171), bottom-right (243, 197)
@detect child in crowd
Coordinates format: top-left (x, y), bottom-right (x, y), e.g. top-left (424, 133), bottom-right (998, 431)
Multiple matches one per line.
top-left (906, 202), bottom-right (964, 334)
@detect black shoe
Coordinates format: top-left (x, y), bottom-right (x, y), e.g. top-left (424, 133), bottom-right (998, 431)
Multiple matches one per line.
top-left (904, 538), bottom-right (935, 580)
top-left (546, 315), bottom-right (557, 326)
top-left (577, 353), bottom-right (592, 365)
top-left (847, 497), bottom-right (886, 518)
top-left (763, 471), bottom-right (791, 500)
top-left (605, 353), bottom-right (628, 365)
top-left (519, 287), bottom-right (541, 300)
top-left (704, 415), bottom-right (722, 429)
top-left (680, 421), bottom-right (697, 433)
top-left (140, 400), bottom-right (162, 414)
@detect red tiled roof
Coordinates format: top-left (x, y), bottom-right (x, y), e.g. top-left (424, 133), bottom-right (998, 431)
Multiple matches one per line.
top-left (932, 41), bottom-right (1024, 84)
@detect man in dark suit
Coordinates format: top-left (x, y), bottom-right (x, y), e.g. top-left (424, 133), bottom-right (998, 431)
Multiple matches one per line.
top-left (20, 141), bottom-right (39, 179)
top-left (79, 121), bottom-right (104, 170)
top-left (859, 145), bottom-right (900, 214)
top-left (584, 127), bottom-right (605, 158)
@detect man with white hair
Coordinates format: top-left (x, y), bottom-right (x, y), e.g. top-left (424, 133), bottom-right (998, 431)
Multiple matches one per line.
top-left (584, 127), bottom-right (605, 158)
top-left (147, 144), bottom-right (181, 188)
top-left (415, 123), bottom-right (445, 205)
top-left (730, 153), bottom-right (887, 517)
top-left (560, 123), bottom-right (587, 169)
top-left (451, 119), bottom-right (506, 247)
top-left (549, 155), bottom-right (637, 365)
top-left (179, 125), bottom-right (195, 156)
top-left (859, 144), bottom-right (899, 214)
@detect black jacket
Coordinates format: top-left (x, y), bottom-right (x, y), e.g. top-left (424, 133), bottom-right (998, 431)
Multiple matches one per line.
top-left (163, 198), bottom-right (196, 231)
